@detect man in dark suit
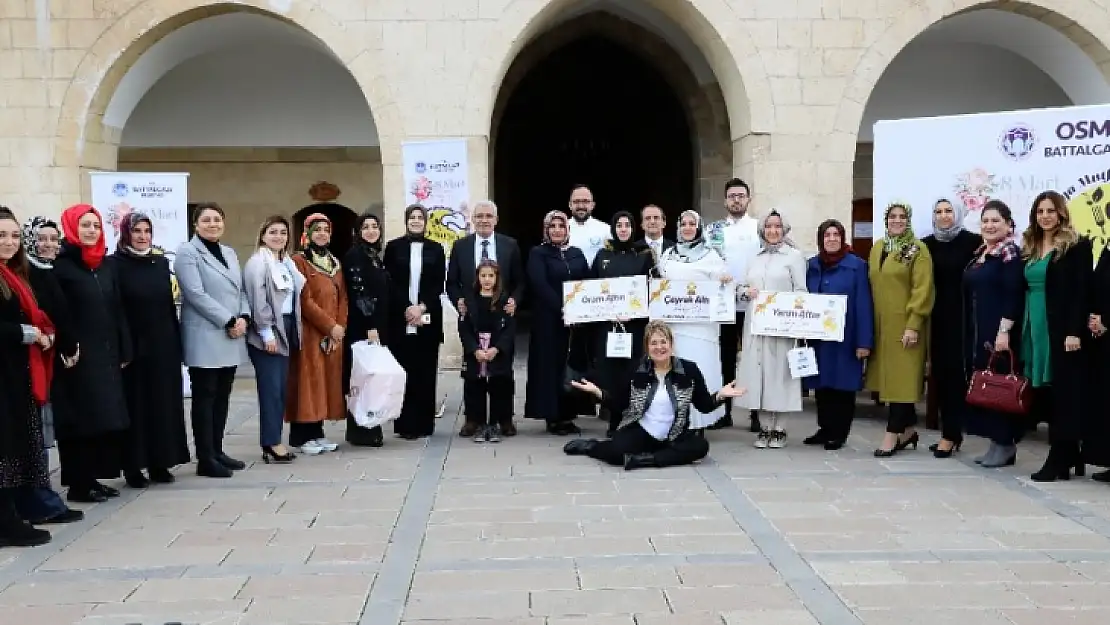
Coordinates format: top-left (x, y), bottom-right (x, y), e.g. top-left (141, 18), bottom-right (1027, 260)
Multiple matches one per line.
top-left (638, 204), bottom-right (675, 265)
top-left (447, 199), bottom-right (525, 317)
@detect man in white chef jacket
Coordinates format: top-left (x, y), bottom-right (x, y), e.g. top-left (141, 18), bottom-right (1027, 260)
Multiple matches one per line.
top-left (706, 178), bottom-right (762, 431)
top-left (566, 185), bottom-right (610, 267)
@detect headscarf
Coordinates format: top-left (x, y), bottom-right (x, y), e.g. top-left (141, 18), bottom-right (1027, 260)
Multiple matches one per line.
top-left (816, 219), bottom-right (851, 267)
top-left (117, 212), bottom-right (154, 257)
top-left (22, 216), bottom-right (58, 269)
top-left (757, 209), bottom-right (795, 253)
top-left (404, 204), bottom-right (428, 241)
top-left (542, 210), bottom-right (569, 249)
top-left (60, 204), bottom-right (107, 270)
top-left (606, 210), bottom-right (640, 253)
top-left (353, 211), bottom-right (383, 263)
top-left (931, 198), bottom-right (965, 243)
top-left (882, 201), bottom-right (917, 255)
top-left (673, 210), bottom-right (710, 262)
top-left (301, 212), bottom-right (338, 275)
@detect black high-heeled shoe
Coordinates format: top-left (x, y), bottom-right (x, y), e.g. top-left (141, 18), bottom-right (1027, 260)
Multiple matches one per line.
top-left (931, 439), bottom-right (962, 459)
top-left (262, 446), bottom-right (296, 464)
top-left (895, 432), bottom-right (920, 452)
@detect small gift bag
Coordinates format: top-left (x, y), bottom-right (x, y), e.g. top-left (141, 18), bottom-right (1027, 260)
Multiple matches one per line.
top-left (787, 341), bottom-right (819, 379)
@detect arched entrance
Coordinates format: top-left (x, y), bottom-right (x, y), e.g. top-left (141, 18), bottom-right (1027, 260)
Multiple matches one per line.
top-left (292, 202), bottom-right (358, 256)
top-left (490, 8), bottom-right (734, 256)
top-left (58, 4), bottom-right (391, 264)
top-left (848, 5), bottom-right (1110, 259)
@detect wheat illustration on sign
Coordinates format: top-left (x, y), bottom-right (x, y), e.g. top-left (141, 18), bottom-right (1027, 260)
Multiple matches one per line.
top-left (649, 280), bottom-right (669, 302)
top-left (564, 282), bottom-right (585, 305)
top-left (754, 292), bottom-right (777, 315)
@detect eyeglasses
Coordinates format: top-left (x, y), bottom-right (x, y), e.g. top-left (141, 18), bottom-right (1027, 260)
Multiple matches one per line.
top-left (726, 193), bottom-right (748, 200)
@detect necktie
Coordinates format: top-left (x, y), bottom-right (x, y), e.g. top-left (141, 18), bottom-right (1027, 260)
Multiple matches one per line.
top-left (481, 239), bottom-right (490, 261)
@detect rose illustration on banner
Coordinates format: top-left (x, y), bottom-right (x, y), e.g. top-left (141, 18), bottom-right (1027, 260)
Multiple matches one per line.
top-left (954, 167), bottom-right (997, 233)
top-left (410, 176), bottom-right (433, 202)
top-left (105, 201), bottom-right (134, 239)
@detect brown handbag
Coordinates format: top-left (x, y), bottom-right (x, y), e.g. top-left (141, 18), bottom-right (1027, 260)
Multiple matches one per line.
top-left (965, 347), bottom-right (1032, 415)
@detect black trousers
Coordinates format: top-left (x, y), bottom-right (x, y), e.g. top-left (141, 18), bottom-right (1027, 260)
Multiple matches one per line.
top-left (588, 423), bottom-right (709, 468)
top-left (934, 359), bottom-right (967, 443)
top-left (886, 402), bottom-right (917, 434)
top-left (188, 366), bottom-right (237, 462)
top-left (463, 376), bottom-right (514, 426)
top-left (720, 312), bottom-right (752, 419)
top-left (814, 388), bottom-right (856, 442)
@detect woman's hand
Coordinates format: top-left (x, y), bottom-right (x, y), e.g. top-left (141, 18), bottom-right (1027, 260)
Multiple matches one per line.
top-left (505, 298), bottom-right (517, 316)
top-left (1090, 314), bottom-right (1105, 337)
top-left (487, 347), bottom-right (499, 361)
top-left (994, 330), bottom-right (1010, 352)
top-left (62, 345), bottom-right (80, 368)
top-left (570, 378), bottom-right (601, 398)
top-left (330, 325), bottom-right (345, 341)
top-left (264, 339), bottom-right (279, 354)
top-left (367, 329), bottom-right (379, 343)
top-left (746, 287), bottom-right (760, 300)
top-left (855, 348), bottom-right (871, 359)
top-left (405, 305), bottom-right (422, 325)
top-left (1065, 335), bottom-right (1082, 352)
top-left (718, 273), bottom-right (733, 284)
top-left (35, 332), bottom-right (52, 349)
top-left (716, 381), bottom-right (747, 399)
top-left (901, 329), bottom-right (919, 349)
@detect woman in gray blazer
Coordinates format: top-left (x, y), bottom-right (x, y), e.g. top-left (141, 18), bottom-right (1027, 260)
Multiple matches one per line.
top-left (176, 203), bottom-right (249, 478)
top-left (242, 216), bottom-right (303, 464)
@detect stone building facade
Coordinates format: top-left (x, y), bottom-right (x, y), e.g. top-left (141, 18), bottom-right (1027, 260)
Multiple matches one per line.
top-left (2, 0), bottom-right (1109, 364)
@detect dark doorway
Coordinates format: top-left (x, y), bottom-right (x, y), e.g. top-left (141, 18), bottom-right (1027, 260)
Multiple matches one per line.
top-left (493, 34), bottom-right (695, 257)
top-left (292, 202), bottom-right (357, 256)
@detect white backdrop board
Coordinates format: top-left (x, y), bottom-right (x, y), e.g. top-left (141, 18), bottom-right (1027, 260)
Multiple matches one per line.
top-left (873, 104), bottom-right (1110, 264)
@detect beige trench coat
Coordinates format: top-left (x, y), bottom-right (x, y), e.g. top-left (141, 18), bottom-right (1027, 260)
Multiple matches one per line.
top-left (734, 245), bottom-right (808, 413)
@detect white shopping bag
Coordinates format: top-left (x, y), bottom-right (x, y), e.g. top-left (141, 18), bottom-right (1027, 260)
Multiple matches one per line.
top-left (787, 345), bottom-right (819, 379)
top-left (347, 341), bottom-right (407, 428)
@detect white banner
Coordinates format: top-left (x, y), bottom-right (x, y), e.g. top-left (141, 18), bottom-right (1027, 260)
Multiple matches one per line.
top-left (873, 104), bottom-right (1110, 264)
top-left (648, 279), bottom-right (736, 323)
top-left (401, 139), bottom-right (471, 261)
top-left (749, 292), bottom-right (848, 342)
top-left (89, 171), bottom-right (190, 270)
top-left (562, 276), bottom-right (648, 325)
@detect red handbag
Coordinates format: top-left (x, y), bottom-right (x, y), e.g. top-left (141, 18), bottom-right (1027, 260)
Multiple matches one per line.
top-left (965, 347), bottom-right (1032, 415)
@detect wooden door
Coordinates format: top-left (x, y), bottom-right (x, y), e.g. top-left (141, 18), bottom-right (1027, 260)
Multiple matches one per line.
top-left (851, 198), bottom-right (874, 261)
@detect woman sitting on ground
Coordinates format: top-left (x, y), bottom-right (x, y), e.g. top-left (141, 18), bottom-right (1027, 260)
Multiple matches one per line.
top-left (563, 320), bottom-right (746, 470)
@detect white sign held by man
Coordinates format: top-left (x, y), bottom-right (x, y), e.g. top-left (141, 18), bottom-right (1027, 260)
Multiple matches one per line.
top-left (749, 292), bottom-right (848, 342)
top-left (562, 276), bottom-right (648, 325)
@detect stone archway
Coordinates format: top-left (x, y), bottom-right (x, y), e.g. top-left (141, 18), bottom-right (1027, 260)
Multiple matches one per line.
top-left (464, 0), bottom-right (771, 147)
top-left (53, 0), bottom-right (401, 196)
top-left (489, 11), bottom-right (732, 252)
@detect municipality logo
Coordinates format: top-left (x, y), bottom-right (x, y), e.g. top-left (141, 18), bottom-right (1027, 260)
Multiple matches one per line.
top-left (999, 125), bottom-right (1035, 161)
top-left (111, 182), bottom-right (129, 197)
top-left (415, 161), bottom-right (427, 174)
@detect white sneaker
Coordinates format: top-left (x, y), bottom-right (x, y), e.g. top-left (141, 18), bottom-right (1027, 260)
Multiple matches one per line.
top-left (754, 430), bottom-right (771, 449)
top-left (769, 430), bottom-right (787, 449)
top-left (299, 440), bottom-right (325, 455)
top-left (315, 438), bottom-right (339, 452)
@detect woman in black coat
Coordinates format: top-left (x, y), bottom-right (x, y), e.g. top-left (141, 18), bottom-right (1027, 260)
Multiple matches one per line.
top-left (524, 210), bottom-right (591, 435)
top-left (1087, 243), bottom-right (1110, 482)
top-left (1020, 191), bottom-right (1093, 482)
top-left (589, 211), bottom-right (654, 436)
top-left (0, 209), bottom-right (54, 547)
top-left (342, 211), bottom-right (390, 447)
top-left (382, 205), bottom-right (446, 439)
top-left (51, 204), bottom-right (132, 503)
top-left (110, 213), bottom-right (190, 488)
top-left (922, 199), bottom-right (982, 458)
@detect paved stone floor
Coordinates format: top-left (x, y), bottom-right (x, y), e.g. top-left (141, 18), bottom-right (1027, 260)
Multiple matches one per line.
top-left (3, 373), bottom-right (1110, 625)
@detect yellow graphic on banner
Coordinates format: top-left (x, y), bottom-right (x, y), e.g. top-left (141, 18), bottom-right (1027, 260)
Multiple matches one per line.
top-left (649, 280), bottom-right (670, 303)
top-left (1064, 173), bottom-right (1110, 265)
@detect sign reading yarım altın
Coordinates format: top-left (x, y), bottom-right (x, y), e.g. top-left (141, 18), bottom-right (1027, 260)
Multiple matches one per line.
top-left (749, 292), bottom-right (848, 342)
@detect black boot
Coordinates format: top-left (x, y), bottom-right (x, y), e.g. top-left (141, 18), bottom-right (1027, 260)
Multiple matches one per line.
top-left (215, 453), bottom-right (246, 471)
top-left (707, 414), bottom-right (733, 430)
top-left (563, 439), bottom-right (598, 456)
top-left (124, 471), bottom-right (149, 489)
top-left (749, 411), bottom-right (762, 433)
top-left (345, 415), bottom-right (384, 447)
top-left (623, 453), bottom-right (658, 471)
top-left (0, 500), bottom-right (51, 547)
top-left (1031, 444), bottom-right (1067, 482)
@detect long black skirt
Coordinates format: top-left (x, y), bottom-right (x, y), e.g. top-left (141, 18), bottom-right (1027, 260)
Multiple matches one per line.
top-left (57, 432), bottom-right (124, 487)
top-left (389, 334), bottom-right (439, 437)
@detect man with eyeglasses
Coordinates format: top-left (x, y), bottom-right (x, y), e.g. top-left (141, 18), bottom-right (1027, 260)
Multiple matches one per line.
top-left (707, 178), bottom-right (762, 432)
top-left (566, 185), bottom-right (610, 267)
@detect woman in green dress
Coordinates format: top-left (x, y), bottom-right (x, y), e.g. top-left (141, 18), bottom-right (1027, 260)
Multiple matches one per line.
top-left (1020, 191), bottom-right (1093, 482)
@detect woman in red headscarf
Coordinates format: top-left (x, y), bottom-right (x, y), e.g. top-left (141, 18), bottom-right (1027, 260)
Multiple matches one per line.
top-left (0, 208), bottom-right (56, 547)
top-left (286, 213), bottom-right (348, 454)
top-left (50, 204), bottom-right (132, 503)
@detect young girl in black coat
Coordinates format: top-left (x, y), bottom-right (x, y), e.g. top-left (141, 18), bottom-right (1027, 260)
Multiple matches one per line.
top-left (459, 260), bottom-right (517, 442)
